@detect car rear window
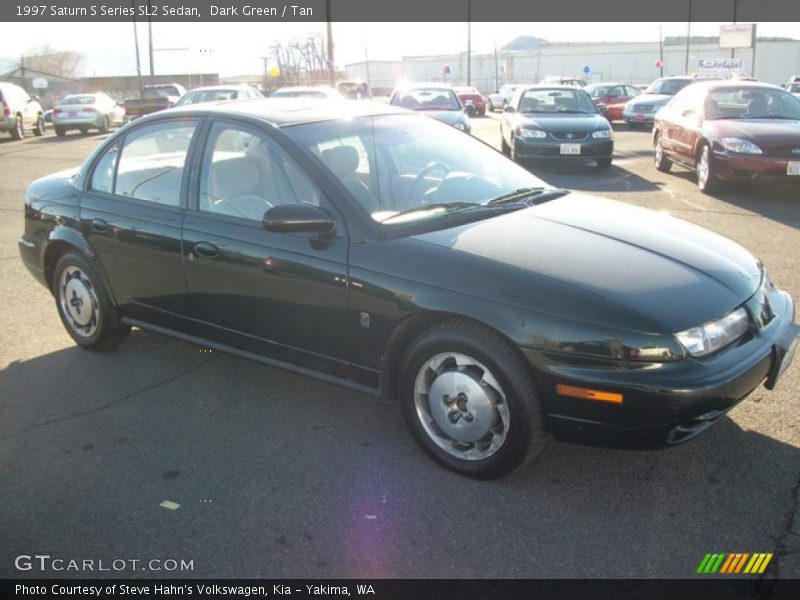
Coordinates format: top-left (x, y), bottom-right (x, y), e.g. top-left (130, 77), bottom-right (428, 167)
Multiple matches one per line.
top-left (61, 95), bottom-right (96, 105)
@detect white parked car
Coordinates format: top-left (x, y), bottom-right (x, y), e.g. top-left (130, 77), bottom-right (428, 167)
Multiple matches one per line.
top-left (52, 92), bottom-right (125, 137)
top-left (487, 84), bottom-right (522, 112)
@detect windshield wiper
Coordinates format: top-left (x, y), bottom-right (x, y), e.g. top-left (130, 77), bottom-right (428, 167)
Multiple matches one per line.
top-left (483, 187), bottom-right (570, 206)
top-left (380, 202), bottom-right (477, 223)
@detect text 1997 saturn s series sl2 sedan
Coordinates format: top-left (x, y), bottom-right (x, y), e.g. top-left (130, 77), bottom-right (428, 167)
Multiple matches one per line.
top-left (19, 99), bottom-right (800, 478)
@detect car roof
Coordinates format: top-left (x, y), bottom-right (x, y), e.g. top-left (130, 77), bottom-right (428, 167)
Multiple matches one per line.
top-left (683, 80), bottom-right (784, 93)
top-left (274, 86), bottom-right (335, 93)
top-left (517, 85), bottom-right (588, 92)
top-left (394, 82), bottom-right (454, 91)
top-left (165, 97), bottom-right (410, 127)
top-left (586, 82), bottom-right (628, 87)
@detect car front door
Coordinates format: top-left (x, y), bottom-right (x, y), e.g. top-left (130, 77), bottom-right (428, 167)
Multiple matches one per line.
top-left (182, 119), bottom-right (350, 376)
top-left (80, 118), bottom-right (199, 322)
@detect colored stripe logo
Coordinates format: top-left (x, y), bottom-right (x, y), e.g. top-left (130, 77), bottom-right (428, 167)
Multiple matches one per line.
top-left (696, 553), bottom-right (773, 574)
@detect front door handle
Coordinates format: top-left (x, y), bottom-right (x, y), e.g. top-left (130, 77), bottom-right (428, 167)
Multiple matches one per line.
top-left (90, 218), bottom-right (109, 233)
top-left (193, 241), bottom-right (219, 258)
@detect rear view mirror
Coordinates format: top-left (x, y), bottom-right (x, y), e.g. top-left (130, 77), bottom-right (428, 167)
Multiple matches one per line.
top-left (263, 203), bottom-right (335, 234)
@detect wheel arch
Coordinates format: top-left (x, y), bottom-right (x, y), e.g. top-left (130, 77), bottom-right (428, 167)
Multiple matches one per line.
top-left (43, 227), bottom-right (115, 305)
top-left (378, 310), bottom-right (535, 404)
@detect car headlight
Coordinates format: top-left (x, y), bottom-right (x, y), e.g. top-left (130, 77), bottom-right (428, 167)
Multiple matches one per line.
top-left (592, 129), bottom-right (613, 139)
top-left (721, 137), bottom-right (762, 155)
top-left (518, 127), bottom-right (546, 139)
top-left (675, 307), bottom-right (750, 357)
top-left (453, 122), bottom-right (466, 131)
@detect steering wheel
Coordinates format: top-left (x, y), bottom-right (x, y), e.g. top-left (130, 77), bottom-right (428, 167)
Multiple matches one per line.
top-left (408, 161), bottom-right (450, 205)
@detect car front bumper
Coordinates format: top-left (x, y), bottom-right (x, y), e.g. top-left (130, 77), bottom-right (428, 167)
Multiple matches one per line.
top-left (523, 287), bottom-right (799, 448)
top-left (514, 135), bottom-right (613, 160)
top-left (712, 150), bottom-right (800, 183)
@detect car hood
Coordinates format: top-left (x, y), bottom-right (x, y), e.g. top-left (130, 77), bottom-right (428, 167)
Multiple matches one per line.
top-left (516, 112), bottom-right (607, 132)
top-left (629, 93), bottom-right (671, 106)
top-left (708, 118), bottom-right (800, 145)
top-left (412, 194), bottom-right (761, 333)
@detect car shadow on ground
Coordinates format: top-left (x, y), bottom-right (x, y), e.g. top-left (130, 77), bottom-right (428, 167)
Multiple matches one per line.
top-left (664, 168), bottom-right (800, 231)
top-left (523, 161), bottom-right (661, 193)
top-left (1, 328), bottom-right (798, 578)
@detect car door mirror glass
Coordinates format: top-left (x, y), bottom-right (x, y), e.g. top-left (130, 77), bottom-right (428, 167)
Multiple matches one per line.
top-left (262, 203), bottom-right (335, 234)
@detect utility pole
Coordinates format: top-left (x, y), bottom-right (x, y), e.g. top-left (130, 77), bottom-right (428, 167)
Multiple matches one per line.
top-left (466, 1), bottom-right (472, 86)
top-left (132, 0), bottom-right (143, 93)
top-left (494, 39), bottom-right (499, 92)
top-left (260, 56), bottom-right (269, 94)
top-left (326, 0), bottom-right (334, 87)
top-left (731, 0), bottom-right (737, 60)
top-left (659, 25), bottom-right (664, 77)
top-left (684, 0), bottom-right (693, 75)
top-left (147, 0), bottom-right (155, 82)
top-left (364, 45), bottom-right (371, 89)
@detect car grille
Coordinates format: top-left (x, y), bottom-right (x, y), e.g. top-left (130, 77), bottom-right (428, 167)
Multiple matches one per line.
top-left (550, 132), bottom-right (590, 141)
top-left (766, 145), bottom-right (800, 158)
top-left (630, 104), bottom-right (654, 112)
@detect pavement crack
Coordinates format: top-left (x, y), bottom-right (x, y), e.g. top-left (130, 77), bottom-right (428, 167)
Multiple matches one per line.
top-left (0, 355), bottom-right (217, 444)
top-left (759, 467), bottom-right (800, 597)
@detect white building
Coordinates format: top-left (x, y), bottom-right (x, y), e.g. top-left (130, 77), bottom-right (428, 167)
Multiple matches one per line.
top-left (346, 37), bottom-right (800, 94)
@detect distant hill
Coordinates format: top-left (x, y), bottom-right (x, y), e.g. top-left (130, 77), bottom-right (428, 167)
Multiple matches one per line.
top-left (501, 36), bottom-right (549, 52)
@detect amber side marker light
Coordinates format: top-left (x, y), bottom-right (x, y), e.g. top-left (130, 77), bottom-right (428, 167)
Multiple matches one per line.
top-left (556, 384), bottom-right (624, 404)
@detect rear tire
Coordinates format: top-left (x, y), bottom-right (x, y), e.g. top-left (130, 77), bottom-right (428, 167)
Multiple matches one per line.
top-left (654, 133), bottom-right (672, 172)
top-left (99, 115), bottom-right (109, 133)
top-left (11, 114), bottom-right (24, 140)
top-left (397, 320), bottom-right (547, 479)
top-left (54, 126), bottom-right (66, 137)
top-left (53, 253), bottom-right (130, 351)
top-left (501, 133), bottom-right (511, 156)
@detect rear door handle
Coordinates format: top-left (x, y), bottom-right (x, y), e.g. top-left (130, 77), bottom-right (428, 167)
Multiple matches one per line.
top-left (193, 241), bottom-right (219, 258)
top-left (90, 218), bottom-right (109, 233)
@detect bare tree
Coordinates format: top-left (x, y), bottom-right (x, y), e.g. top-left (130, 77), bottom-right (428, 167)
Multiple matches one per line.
top-left (269, 33), bottom-right (330, 86)
top-left (23, 44), bottom-right (85, 78)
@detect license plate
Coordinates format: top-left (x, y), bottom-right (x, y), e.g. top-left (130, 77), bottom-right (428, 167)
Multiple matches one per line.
top-left (788, 161), bottom-right (800, 176)
top-left (68, 111), bottom-right (76, 117)
top-left (560, 144), bottom-right (581, 155)
top-left (635, 113), bottom-right (646, 120)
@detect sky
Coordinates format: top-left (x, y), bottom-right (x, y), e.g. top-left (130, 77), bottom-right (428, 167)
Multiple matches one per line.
top-left (0, 21), bottom-right (797, 77)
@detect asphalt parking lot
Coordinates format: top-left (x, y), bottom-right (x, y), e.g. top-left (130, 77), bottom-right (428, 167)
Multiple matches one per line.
top-left (1, 116), bottom-right (799, 581)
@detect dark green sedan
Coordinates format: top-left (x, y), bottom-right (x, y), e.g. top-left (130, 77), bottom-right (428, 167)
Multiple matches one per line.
top-left (500, 85), bottom-right (614, 169)
top-left (18, 99), bottom-right (799, 478)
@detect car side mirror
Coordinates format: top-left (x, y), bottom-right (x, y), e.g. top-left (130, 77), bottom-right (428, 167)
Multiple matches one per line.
top-left (597, 105), bottom-right (608, 116)
top-left (503, 105), bottom-right (515, 113)
top-left (263, 203), bottom-right (335, 235)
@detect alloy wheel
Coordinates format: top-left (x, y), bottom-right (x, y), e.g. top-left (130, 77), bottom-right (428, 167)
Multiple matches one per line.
top-left (58, 266), bottom-right (100, 338)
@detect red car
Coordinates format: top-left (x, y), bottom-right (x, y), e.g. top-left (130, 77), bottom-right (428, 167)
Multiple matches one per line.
top-left (453, 85), bottom-right (486, 116)
top-left (585, 82), bottom-right (641, 122)
top-left (653, 80), bottom-right (800, 193)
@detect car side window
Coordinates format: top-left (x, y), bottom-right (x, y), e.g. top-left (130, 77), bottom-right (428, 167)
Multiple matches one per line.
top-left (115, 120), bottom-right (197, 207)
top-left (198, 122), bottom-right (325, 223)
top-left (626, 86), bottom-right (641, 97)
top-left (90, 142), bottom-right (119, 194)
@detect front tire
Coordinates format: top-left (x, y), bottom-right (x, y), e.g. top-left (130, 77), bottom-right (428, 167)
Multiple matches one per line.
top-left (696, 143), bottom-right (717, 194)
top-left (398, 320), bottom-right (547, 479)
top-left (53, 253), bottom-right (130, 351)
top-left (596, 157), bottom-right (612, 170)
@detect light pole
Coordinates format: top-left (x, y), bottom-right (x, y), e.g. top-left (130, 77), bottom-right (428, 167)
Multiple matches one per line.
top-left (132, 0), bottom-right (142, 92)
top-left (326, 0), bottom-right (334, 87)
top-left (466, 1), bottom-right (472, 86)
top-left (684, 0), bottom-right (693, 75)
top-left (147, 0), bottom-right (154, 81)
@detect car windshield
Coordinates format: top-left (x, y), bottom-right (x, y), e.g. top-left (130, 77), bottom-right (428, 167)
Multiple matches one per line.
top-left (518, 88), bottom-right (597, 114)
top-left (645, 78), bottom-right (694, 95)
top-left (586, 86), bottom-right (612, 98)
top-left (177, 89), bottom-right (238, 105)
top-left (60, 95), bottom-right (96, 105)
top-left (390, 89), bottom-right (461, 111)
top-left (142, 87), bottom-right (178, 99)
top-left (705, 87), bottom-right (800, 120)
top-left (284, 113), bottom-right (549, 224)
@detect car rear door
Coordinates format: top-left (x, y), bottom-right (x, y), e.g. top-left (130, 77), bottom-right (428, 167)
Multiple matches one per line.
top-left (80, 118), bottom-right (199, 322)
top-left (182, 118), bottom-right (350, 376)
